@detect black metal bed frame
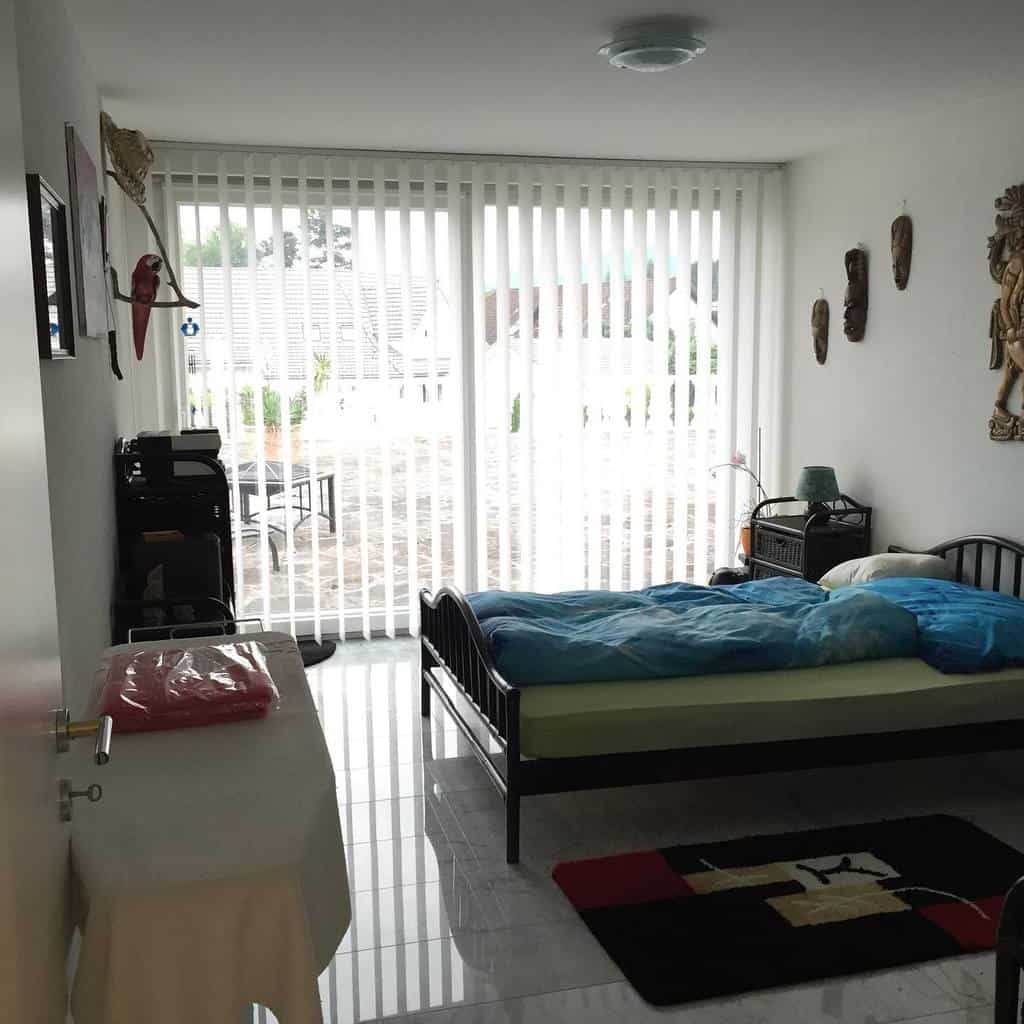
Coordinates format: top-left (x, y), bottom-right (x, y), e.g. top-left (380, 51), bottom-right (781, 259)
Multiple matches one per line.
top-left (420, 535), bottom-right (1024, 865)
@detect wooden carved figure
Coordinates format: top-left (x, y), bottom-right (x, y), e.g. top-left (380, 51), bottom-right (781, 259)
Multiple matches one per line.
top-left (811, 297), bottom-right (829, 365)
top-left (891, 214), bottom-right (912, 291)
top-left (843, 247), bottom-right (868, 342)
top-left (988, 184), bottom-right (1024, 441)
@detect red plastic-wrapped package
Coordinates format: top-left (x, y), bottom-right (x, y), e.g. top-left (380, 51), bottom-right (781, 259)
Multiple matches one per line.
top-left (96, 641), bottom-right (280, 732)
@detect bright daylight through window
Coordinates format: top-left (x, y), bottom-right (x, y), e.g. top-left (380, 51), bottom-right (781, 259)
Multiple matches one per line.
top-left (155, 152), bottom-right (782, 639)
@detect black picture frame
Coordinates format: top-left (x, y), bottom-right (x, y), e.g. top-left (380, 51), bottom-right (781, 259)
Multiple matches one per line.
top-left (26, 174), bottom-right (75, 359)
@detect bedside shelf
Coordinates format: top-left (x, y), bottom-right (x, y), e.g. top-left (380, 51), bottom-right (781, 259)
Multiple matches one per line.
top-left (748, 495), bottom-right (872, 582)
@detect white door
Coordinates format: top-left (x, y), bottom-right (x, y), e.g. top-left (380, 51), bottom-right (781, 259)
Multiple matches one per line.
top-left (0, 0), bottom-right (71, 1019)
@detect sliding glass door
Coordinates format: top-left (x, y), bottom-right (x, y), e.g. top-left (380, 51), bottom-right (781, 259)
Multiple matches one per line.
top-left (159, 151), bottom-right (781, 639)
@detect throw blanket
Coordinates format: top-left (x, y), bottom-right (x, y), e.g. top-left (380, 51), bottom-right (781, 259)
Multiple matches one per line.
top-left (851, 577), bottom-right (1024, 674)
top-left (467, 578), bottom-right (918, 686)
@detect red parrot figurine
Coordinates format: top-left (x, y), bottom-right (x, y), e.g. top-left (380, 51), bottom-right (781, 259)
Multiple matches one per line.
top-left (129, 253), bottom-right (163, 360)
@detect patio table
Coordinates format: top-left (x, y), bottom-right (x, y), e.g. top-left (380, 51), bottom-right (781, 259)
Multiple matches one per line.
top-left (231, 460), bottom-right (337, 535)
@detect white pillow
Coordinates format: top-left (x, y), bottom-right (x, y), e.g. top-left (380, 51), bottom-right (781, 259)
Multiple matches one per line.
top-left (818, 553), bottom-right (954, 590)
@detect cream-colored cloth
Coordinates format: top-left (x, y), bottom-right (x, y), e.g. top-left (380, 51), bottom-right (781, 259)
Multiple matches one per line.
top-left (69, 633), bottom-right (350, 1024)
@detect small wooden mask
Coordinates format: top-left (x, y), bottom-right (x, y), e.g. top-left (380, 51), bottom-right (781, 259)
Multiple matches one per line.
top-left (843, 247), bottom-right (869, 342)
top-left (891, 214), bottom-right (913, 291)
top-left (811, 298), bottom-right (829, 365)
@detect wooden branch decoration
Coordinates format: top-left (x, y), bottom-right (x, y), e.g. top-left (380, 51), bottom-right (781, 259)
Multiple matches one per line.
top-left (104, 170), bottom-right (198, 310)
top-left (108, 265), bottom-right (197, 308)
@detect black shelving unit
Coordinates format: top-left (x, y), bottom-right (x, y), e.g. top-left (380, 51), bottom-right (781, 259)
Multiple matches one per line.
top-left (748, 494), bottom-right (872, 582)
top-left (113, 437), bottom-right (236, 643)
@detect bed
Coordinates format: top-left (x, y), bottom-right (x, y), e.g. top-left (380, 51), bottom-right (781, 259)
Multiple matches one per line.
top-left (419, 535), bottom-right (1024, 864)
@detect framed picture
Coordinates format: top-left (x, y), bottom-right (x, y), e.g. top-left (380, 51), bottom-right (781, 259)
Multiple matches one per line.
top-left (25, 174), bottom-right (75, 360)
top-left (65, 123), bottom-right (107, 338)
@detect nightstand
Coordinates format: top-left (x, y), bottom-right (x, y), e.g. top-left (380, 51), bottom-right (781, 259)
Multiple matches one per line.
top-left (748, 495), bottom-right (872, 582)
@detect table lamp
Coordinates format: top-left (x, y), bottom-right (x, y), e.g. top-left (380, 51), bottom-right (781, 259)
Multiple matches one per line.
top-left (795, 465), bottom-right (840, 516)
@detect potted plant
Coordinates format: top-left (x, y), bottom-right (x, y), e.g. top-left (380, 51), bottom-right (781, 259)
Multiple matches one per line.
top-left (709, 452), bottom-right (767, 558)
top-left (239, 384), bottom-right (307, 462)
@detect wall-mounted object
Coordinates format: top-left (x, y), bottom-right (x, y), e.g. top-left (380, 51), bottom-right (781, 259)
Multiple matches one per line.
top-left (987, 183), bottom-right (1024, 441)
top-left (811, 296), bottom-right (829, 364)
top-left (891, 214), bottom-right (913, 290)
top-left (130, 254), bottom-right (162, 360)
top-left (843, 247), bottom-right (869, 342)
top-left (98, 196), bottom-right (123, 381)
top-left (100, 112), bottom-right (198, 315)
top-left (65, 124), bottom-right (107, 338)
top-left (25, 174), bottom-right (75, 360)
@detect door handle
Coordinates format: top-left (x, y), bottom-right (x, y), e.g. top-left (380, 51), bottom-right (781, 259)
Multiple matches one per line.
top-left (55, 709), bottom-right (114, 765)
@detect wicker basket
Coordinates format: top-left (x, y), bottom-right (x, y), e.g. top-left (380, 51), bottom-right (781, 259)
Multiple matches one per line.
top-left (751, 562), bottom-right (790, 580)
top-left (754, 529), bottom-right (803, 572)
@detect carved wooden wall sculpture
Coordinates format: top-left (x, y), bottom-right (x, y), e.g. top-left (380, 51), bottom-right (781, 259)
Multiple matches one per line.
top-left (987, 184), bottom-right (1024, 441)
top-left (891, 214), bottom-right (913, 290)
top-left (811, 297), bottom-right (829, 365)
top-left (843, 247), bottom-right (868, 342)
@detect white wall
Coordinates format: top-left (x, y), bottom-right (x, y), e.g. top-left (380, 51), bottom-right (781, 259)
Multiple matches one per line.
top-left (12, 0), bottom-right (152, 706)
top-left (782, 88), bottom-right (1024, 553)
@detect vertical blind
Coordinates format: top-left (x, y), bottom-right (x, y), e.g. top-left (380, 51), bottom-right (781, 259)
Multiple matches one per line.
top-left (142, 148), bottom-right (783, 640)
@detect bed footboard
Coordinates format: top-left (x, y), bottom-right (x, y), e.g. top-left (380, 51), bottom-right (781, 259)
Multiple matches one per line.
top-left (419, 587), bottom-right (522, 863)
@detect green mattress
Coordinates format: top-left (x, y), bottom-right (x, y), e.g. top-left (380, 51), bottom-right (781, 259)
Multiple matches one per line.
top-left (512, 658), bottom-right (1024, 759)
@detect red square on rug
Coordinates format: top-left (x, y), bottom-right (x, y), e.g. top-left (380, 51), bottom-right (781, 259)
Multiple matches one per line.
top-left (552, 849), bottom-right (692, 911)
top-left (919, 894), bottom-right (1004, 950)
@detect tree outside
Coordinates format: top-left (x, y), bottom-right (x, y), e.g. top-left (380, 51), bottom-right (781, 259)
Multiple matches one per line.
top-left (183, 209), bottom-right (353, 269)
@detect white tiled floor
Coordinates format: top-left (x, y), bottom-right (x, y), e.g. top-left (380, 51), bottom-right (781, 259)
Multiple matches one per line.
top-left (258, 638), bottom-right (1024, 1023)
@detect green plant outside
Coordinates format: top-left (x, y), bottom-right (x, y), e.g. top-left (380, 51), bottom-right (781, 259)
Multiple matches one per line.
top-left (313, 352), bottom-right (331, 394)
top-left (239, 384), bottom-right (307, 428)
top-left (187, 388), bottom-right (214, 414)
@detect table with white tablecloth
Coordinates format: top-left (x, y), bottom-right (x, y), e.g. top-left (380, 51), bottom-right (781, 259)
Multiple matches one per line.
top-left (69, 632), bottom-right (350, 1024)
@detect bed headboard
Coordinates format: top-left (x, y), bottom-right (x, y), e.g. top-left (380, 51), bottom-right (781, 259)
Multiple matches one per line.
top-left (888, 535), bottom-right (1024, 597)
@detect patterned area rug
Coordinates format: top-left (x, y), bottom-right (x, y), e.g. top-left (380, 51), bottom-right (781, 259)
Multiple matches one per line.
top-left (552, 815), bottom-right (1023, 1006)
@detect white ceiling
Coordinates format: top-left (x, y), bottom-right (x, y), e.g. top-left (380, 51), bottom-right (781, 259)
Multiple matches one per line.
top-left (69, 0), bottom-right (1023, 163)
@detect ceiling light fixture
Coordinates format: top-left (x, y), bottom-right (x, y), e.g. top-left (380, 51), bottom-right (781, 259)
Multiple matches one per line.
top-left (598, 32), bottom-right (706, 72)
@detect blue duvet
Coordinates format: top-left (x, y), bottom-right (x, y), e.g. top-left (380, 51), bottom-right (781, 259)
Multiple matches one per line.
top-left (848, 577), bottom-right (1024, 675)
top-left (467, 578), bottom-right (918, 686)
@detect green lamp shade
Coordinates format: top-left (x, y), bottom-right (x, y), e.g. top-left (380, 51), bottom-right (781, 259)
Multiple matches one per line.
top-left (795, 466), bottom-right (840, 504)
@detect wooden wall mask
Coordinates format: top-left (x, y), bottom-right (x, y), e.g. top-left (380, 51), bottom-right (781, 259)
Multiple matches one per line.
top-left (843, 247), bottom-right (869, 342)
top-left (811, 297), bottom-right (829, 365)
top-left (891, 215), bottom-right (913, 290)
